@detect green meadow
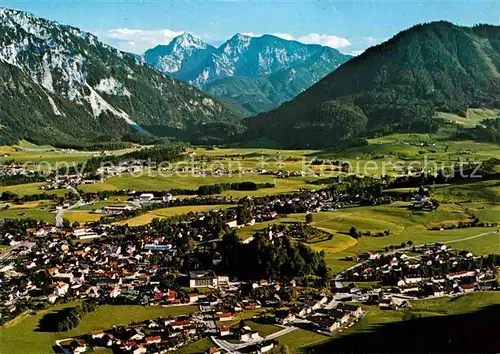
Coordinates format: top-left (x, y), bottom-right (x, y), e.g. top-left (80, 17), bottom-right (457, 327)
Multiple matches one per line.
top-left (79, 172), bottom-right (325, 196)
top-left (0, 200), bottom-right (55, 222)
top-left (177, 338), bottom-right (215, 354)
top-left (116, 204), bottom-right (236, 226)
top-left (0, 183), bottom-right (67, 197)
top-left (0, 140), bottom-right (142, 171)
top-left (237, 202), bottom-right (500, 272)
top-left (437, 108), bottom-right (499, 128)
top-left (0, 303), bottom-right (197, 354)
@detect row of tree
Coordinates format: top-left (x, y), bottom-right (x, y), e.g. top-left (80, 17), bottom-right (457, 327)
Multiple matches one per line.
top-left (38, 300), bottom-right (98, 332)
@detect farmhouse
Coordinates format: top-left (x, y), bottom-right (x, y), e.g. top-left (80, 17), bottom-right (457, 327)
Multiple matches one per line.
top-left (70, 339), bottom-right (88, 354)
top-left (311, 316), bottom-right (340, 332)
top-left (329, 310), bottom-right (350, 324)
top-left (139, 193), bottom-right (155, 202)
top-left (447, 270), bottom-right (477, 280)
top-left (275, 310), bottom-right (296, 324)
top-left (225, 220), bottom-right (238, 228)
top-left (100, 204), bottom-right (136, 215)
top-left (336, 303), bottom-right (363, 318)
top-left (216, 312), bottom-right (235, 321)
top-left (72, 227), bottom-right (101, 240)
top-left (205, 348), bottom-right (221, 354)
top-left (240, 330), bottom-right (260, 342)
top-left (218, 326), bottom-right (230, 337)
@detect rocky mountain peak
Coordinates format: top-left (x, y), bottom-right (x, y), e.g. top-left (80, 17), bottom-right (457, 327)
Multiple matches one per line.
top-left (172, 32), bottom-right (208, 50)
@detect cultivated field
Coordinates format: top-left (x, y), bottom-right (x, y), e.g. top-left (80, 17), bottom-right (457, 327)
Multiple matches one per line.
top-left (0, 140), bottom-right (142, 171)
top-left (79, 173), bottom-right (324, 196)
top-left (115, 204), bottom-right (236, 226)
top-left (0, 183), bottom-right (66, 196)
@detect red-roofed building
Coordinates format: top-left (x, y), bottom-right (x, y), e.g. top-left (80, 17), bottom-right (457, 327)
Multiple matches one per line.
top-left (205, 348), bottom-right (221, 354)
top-left (167, 290), bottom-right (176, 303)
top-left (216, 312), bottom-right (235, 321)
top-left (146, 336), bottom-right (161, 344)
top-left (219, 326), bottom-right (230, 337)
top-left (170, 320), bottom-right (191, 330)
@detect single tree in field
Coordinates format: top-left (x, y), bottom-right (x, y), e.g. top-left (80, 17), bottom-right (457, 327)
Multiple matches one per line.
top-left (305, 213), bottom-right (314, 224)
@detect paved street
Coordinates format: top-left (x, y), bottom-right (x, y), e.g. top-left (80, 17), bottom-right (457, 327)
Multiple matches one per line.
top-left (210, 325), bottom-right (297, 353)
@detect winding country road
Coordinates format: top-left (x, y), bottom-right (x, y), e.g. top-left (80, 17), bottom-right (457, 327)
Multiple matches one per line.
top-left (55, 186), bottom-right (89, 227)
top-left (441, 230), bottom-right (498, 244)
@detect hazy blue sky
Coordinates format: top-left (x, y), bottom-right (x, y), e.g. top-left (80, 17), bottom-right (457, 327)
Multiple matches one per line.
top-left (1, 0), bottom-right (499, 55)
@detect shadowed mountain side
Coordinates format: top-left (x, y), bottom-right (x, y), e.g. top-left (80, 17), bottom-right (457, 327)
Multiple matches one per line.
top-left (309, 304), bottom-right (500, 353)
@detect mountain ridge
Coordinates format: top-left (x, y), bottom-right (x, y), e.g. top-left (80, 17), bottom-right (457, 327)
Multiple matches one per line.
top-left (243, 21), bottom-right (500, 148)
top-left (144, 33), bottom-right (352, 115)
top-left (0, 7), bottom-right (241, 146)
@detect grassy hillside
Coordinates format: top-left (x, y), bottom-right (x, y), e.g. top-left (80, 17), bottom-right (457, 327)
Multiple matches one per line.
top-left (0, 303), bottom-right (197, 354)
top-left (437, 108), bottom-right (499, 128)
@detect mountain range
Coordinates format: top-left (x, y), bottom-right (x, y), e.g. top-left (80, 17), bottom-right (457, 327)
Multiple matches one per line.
top-left (244, 21), bottom-right (500, 148)
top-left (0, 8), bottom-right (498, 150)
top-left (143, 33), bottom-right (352, 115)
top-left (0, 8), bottom-right (241, 147)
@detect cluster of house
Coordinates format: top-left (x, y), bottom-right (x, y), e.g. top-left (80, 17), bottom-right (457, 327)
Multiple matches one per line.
top-left (0, 225), bottom-right (197, 317)
top-left (95, 204), bottom-right (138, 216)
top-left (247, 188), bottom-right (357, 218)
top-left (42, 174), bottom-right (98, 190)
top-left (399, 141), bottom-right (436, 147)
top-left (160, 162), bottom-right (302, 178)
top-left (343, 243), bottom-right (498, 302)
top-left (65, 313), bottom-right (205, 354)
top-left (61, 276), bottom-right (314, 353)
top-left (274, 296), bottom-right (364, 334)
top-left (410, 194), bottom-right (435, 211)
top-left (132, 193), bottom-right (176, 206)
top-left (96, 162), bottom-right (145, 177)
top-left (0, 162), bottom-right (33, 177)
top-left (0, 185), bottom-right (397, 323)
top-left (44, 161), bottom-right (150, 191)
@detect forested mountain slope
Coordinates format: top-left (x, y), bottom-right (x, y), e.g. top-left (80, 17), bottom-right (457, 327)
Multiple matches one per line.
top-left (0, 8), bottom-right (241, 146)
top-left (244, 22), bottom-right (500, 148)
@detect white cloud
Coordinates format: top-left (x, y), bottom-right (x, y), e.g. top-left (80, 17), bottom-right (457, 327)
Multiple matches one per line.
top-left (242, 32), bottom-right (350, 49)
top-left (100, 28), bottom-right (352, 53)
top-left (297, 33), bottom-right (351, 48)
top-left (242, 32), bottom-right (294, 41)
top-left (102, 28), bottom-right (186, 53)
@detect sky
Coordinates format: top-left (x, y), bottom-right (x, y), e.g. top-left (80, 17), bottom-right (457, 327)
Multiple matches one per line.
top-left (1, 0), bottom-right (499, 55)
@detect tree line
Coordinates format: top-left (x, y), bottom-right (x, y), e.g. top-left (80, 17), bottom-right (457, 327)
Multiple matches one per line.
top-left (38, 300), bottom-right (99, 332)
